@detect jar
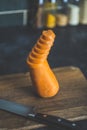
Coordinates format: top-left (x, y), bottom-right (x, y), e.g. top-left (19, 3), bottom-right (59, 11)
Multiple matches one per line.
top-left (44, 0), bottom-right (57, 28)
top-left (56, 0), bottom-right (68, 26)
top-left (79, 0), bottom-right (87, 24)
top-left (68, 0), bottom-right (80, 26)
top-left (36, 0), bottom-right (44, 28)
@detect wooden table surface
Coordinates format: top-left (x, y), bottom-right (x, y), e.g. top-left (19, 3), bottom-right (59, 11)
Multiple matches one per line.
top-left (0, 66), bottom-right (87, 130)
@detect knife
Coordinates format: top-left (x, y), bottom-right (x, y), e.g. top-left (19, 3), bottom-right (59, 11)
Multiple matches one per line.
top-left (0, 99), bottom-right (80, 130)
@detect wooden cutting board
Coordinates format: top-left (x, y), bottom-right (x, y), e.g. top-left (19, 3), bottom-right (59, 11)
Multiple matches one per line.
top-left (0, 66), bottom-right (87, 130)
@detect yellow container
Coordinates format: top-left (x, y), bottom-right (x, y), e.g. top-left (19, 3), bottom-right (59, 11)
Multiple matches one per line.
top-left (46, 13), bottom-right (56, 28)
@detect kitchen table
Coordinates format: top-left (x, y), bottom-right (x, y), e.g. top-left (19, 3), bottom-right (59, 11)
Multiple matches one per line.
top-left (0, 66), bottom-right (87, 130)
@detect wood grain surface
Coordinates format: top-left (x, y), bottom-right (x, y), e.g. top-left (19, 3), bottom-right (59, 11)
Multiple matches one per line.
top-left (0, 66), bottom-right (87, 130)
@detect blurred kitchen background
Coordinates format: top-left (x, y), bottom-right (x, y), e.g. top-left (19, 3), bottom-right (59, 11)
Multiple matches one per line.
top-left (0, 0), bottom-right (87, 77)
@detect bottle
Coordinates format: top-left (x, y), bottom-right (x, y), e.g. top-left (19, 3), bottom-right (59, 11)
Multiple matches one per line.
top-left (27, 30), bottom-right (59, 98)
top-left (79, 0), bottom-right (87, 25)
top-left (68, 0), bottom-right (80, 26)
top-left (56, 0), bottom-right (68, 26)
top-left (36, 0), bottom-right (44, 28)
top-left (44, 0), bottom-right (57, 28)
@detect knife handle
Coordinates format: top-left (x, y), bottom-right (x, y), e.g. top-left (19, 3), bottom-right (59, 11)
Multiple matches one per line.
top-left (28, 113), bottom-right (79, 129)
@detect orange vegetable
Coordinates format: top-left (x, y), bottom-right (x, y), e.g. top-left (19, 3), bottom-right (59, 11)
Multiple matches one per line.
top-left (27, 30), bottom-right (59, 98)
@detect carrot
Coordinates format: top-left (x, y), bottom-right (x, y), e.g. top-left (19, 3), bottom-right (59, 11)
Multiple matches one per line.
top-left (27, 30), bottom-right (59, 98)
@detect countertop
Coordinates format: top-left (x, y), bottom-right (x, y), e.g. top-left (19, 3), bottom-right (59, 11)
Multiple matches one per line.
top-left (0, 66), bottom-right (87, 130)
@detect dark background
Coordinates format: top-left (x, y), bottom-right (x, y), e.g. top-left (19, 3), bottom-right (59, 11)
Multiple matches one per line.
top-left (0, 25), bottom-right (87, 78)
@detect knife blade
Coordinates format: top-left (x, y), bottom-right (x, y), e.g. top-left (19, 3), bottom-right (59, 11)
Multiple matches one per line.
top-left (0, 99), bottom-right (80, 130)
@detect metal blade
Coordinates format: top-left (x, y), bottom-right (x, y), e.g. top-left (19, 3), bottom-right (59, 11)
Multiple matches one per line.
top-left (0, 99), bottom-right (34, 117)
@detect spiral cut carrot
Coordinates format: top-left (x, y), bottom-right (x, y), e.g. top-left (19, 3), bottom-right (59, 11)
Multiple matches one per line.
top-left (27, 30), bottom-right (59, 98)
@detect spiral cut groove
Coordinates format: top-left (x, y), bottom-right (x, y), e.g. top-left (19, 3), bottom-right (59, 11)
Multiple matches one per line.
top-left (27, 30), bottom-right (55, 67)
top-left (27, 30), bottom-right (59, 98)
